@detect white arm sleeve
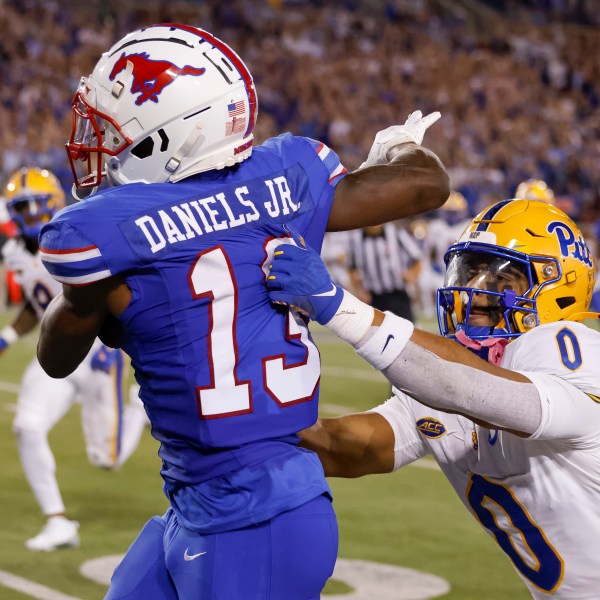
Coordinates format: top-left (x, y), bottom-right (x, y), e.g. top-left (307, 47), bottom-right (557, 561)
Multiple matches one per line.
top-left (523, 371), bottom-right (600, 444)
top-left (352, 312), bottom-right (543, 434)
top-left (380, 341), bottom-right (543, 434)
top-left (369, 392), bottom-right (429, 471)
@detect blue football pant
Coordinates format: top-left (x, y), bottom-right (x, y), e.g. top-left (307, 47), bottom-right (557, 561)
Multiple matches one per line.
top-left (105, 494), bottom-right (338, 599)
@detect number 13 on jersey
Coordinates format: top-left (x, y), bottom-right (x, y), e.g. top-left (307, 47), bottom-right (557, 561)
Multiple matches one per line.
top-left (188, 242), bottom-right (320, 419)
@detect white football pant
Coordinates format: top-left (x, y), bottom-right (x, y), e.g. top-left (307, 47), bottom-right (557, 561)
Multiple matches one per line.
top-left (13, 341), bottom-right (146, 516)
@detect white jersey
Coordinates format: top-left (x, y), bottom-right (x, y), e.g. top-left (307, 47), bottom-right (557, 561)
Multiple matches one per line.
top-left (3, 237), bottom-right (146, 477)
top-left (423, 216), bottom-right (469, 274)
top-left (417, 217), bottom-right (470, 318)
top-left (321, 231), bottom-right (351, 288)
top-left (373, 321), bottom-right (600, 599)
top-left (2, 238), bottom-right (62, 319)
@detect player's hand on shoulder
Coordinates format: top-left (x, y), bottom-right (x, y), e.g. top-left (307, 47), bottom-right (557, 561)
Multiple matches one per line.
top-left (91, 344), bottom-right (123, 373)
top-left (361, 110), bottom-right (441, 168)
top-left (266, 237), bottom-right (344, 325)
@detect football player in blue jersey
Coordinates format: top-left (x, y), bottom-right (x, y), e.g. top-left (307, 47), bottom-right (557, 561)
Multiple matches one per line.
top-left (36, 24), bottom-right (448, 599)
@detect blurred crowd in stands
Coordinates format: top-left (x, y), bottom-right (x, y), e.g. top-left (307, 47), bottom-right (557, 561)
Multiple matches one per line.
top-left (1, 0), bottom-right (599, 319)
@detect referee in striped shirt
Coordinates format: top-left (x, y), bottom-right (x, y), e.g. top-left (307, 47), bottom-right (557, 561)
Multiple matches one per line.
top-left (348, 222), bottom-right (422, 322)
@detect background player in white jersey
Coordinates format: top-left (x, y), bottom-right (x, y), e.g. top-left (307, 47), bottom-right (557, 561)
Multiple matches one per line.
top-left (267, 199), bottom-right (600, 598)
top-left (418, 190), bottom-right (471, 318)
top-left (1, 167), bottom-right (147, 551)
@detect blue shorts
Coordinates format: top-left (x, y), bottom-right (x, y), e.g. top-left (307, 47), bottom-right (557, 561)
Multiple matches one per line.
top-left (105, 494), bottom-right (338, 599)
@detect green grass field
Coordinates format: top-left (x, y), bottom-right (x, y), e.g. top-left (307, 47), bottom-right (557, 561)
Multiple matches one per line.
top-left (0, 313), bottom-right (531, 599)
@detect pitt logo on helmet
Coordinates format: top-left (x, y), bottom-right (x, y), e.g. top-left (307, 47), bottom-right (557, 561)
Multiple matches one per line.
top-left (547, 221), bottom-right (593, 267)
top-left (416, 417), bottom-right (447, 439)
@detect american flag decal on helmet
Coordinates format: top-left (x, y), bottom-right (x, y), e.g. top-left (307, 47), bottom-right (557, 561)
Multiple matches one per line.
top-left (228, 101), bottom-right (244, 117)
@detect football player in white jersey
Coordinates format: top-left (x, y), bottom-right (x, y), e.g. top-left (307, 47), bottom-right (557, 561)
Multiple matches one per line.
top-left (267, 199), bottom-right (600, 598)
top-left (1, 168), bottom-right (147, 551)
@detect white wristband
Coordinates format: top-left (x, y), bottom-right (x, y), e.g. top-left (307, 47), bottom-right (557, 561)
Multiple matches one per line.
top-left (0, 325), bottom-right (19, 344)
top-left (356, 312), bottom-right (414, 371)
top-left (323, 289), bottom-right (375, 346)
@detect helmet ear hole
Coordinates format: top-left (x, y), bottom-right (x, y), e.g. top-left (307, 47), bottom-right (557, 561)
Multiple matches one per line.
top-left (157, 129), bottom-right (169, 152)
top-left (131, 137), bottom-right (155, 159)
top-left (556, 297), bottom-right (576, 309)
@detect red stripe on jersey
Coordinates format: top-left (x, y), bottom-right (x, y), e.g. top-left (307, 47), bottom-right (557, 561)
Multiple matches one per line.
top-left (39, 245), bottom-right (98, 255)
top-left (328, 167), bottom-right (347, 184)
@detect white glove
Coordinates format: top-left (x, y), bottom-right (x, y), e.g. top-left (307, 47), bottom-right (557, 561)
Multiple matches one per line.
top-left (360, 110), bottom-right (441, 168)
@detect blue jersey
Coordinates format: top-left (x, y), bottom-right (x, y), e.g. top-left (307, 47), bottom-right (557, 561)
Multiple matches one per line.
top-left (40, 134), bottom-right (347, 532)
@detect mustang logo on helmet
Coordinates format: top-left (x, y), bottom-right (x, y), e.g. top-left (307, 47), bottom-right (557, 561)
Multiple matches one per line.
top-left (109, 52), bottom-right (206, 106)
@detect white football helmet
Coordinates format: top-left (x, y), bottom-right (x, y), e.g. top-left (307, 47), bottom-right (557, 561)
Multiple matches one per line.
top-left (67, 24), bottom-right (258, 190)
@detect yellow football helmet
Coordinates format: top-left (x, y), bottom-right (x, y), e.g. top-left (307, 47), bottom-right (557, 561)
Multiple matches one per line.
top-left (515, 178), bottom-right (555, 203)
top-left (4, 168), bottom-right (65, 240)
top-left (437, 199), bottom-right (596, 341)
top-left (440, 191), bottom-right (469, 225)
top-left (443, 191), bottom-right (468, 211)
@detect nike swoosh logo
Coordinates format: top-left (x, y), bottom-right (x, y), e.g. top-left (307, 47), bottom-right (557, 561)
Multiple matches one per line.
top-left (382, 334), bottom-right (395, 353)
top-left (313, 283), bottom-right (338, 297)
top-left (184, 548), bottom-right (207, 561)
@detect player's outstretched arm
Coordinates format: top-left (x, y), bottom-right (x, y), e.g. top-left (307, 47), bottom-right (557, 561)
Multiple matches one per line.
top-left (327, 111), bottom-right (450, 231)
top-left (300, 413), bottom-right (396, 478)
top-left (267, 244), bottom-right (542, 437)
top-left (38, 276), bottom-right (130, 378)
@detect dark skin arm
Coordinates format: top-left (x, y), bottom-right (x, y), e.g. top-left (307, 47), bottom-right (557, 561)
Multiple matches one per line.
top-left (327, 143), bottom-right (449, 231)
top-left (37, 275), bottom-right (131, 378)
top-left (38, 143), bottom-right (446, 377)
top-left (300, 315), bottom-right (532, 479)
top-left (300, 412), bottom-right (396, 477)
top-left (39, 139), bottom-right (446, 374)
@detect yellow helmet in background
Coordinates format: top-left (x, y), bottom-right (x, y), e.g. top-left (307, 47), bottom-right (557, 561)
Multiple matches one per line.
top-left (438, 199), bottom-right (596, 341)
top-left (443, 191), bottom-right (468, 212)
top-left (4, 167), bottom-right (65, 239)
top-left (515, 178), bottom-right (555, 203)
top-left (440, 190), bottom-right (469, 225)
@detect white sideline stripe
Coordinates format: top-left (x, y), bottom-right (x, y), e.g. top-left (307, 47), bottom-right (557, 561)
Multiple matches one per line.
top-left (320, 402), bottom-right (355, 415)
top-left (0, 378), bottom-right (438, 472)
top-left (0, 364), bottom-right (384, 400)
top-left (0, 381), bottom-right (21, 393)
top-left (0, 571), bottom-right (82, 600)
top-left (79, 555), bottom-right (450, 599)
